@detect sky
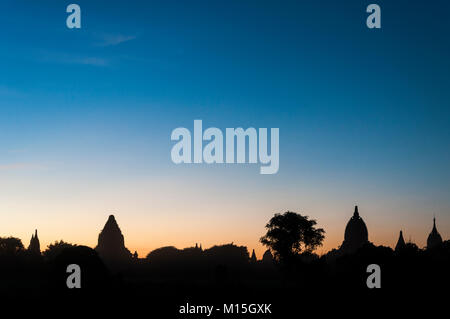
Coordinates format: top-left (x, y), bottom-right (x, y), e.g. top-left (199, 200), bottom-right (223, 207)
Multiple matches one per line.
top-left (1, 0), bottom-right (449, 258)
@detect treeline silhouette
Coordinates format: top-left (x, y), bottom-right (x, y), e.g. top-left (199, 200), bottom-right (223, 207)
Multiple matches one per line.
top-left (1, 209), bottom-right (449, 315)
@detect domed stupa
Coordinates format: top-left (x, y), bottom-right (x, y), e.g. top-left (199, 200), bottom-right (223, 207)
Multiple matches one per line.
top-left (340, 206), bottom-right (369, 254)
top-left (262, 249), bottom-right (274, 265)
top-left (426, 217), bottom-right (442, 249)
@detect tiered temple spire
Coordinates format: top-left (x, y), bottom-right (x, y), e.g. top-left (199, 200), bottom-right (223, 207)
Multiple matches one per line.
top-left (96, 215), bottom-right (132, 263)
top-left (395, 230), bottom-right (406, 251)
top-left (427, 217), bottom-right (443, 249)
top-left (28, 229), bottom-right (40, 254)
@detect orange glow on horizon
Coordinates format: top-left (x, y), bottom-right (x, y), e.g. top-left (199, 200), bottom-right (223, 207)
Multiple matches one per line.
top-left (1, 177), bottom-right (448, 260)
top-left (8, 213), bottom-right (447, 260)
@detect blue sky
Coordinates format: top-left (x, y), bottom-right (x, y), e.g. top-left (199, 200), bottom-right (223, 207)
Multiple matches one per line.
top-left (1, 0), bottom-right (449, 255)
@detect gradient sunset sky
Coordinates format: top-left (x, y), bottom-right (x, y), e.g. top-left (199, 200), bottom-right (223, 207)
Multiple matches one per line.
top-left (1, 0), bottom-right (449, 258)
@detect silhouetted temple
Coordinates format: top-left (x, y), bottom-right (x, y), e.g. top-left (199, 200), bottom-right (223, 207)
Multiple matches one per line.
top-left (28, 229), bottom-right (40, 254)
top-left (340, 206), bottom-right (369, 254)
top-left (96, 215), bottom-right (131, 263)
top-left (250, 249), bottom-right (257, 263)
top-left (427, 218), bottom-right (443, 249)
top-left (262, 249), bottom-right (274, 264)
top-left (395, 230), bottom-right (406, 251)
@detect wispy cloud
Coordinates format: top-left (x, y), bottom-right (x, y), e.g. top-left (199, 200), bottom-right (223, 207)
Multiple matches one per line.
top-left (95, 33), bottom-right (137, 47)
top-left (69, 56), bottom-right (108, 66)
top-left (38, 51), bottom-right (109, 67)
top-left (0, 163), bottom-right (42, 171)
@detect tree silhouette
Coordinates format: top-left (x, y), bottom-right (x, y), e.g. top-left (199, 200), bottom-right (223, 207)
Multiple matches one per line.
top-left (260, 211), bottom-right (325, 262)
top-left (43, 240), bottom-right (76, 261)
top-left (0, 237), bottom-right (25, 256)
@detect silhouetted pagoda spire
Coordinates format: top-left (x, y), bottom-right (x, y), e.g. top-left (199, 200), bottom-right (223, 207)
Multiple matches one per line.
top-left (427, 217), bottom-right (443, 249)
top-left (250, 249), bottom-right (257, 263)
top-left (340, 205), bottom-right (369, 254)
top-left (28, 229), bottom-right (40, 255)
top-left (395, 230), bottom-right (406, 251)
top-left (96, 215), bottom-right (131, 263)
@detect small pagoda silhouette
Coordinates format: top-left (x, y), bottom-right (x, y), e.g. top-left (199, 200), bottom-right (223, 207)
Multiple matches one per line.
top-left (28, 229), bottom-right (40, 255)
